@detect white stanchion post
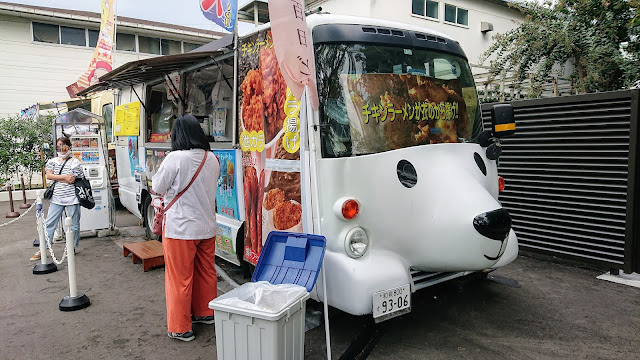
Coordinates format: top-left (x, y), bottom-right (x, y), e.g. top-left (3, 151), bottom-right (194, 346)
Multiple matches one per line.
top-left (37, 201), bottom-right (47, 265)
top-left (65, 217), bottom-right (77, 297)
top-left (33, 190), bottom-right (57, 274)
top-left (59, 216), bottom-right (90, 311)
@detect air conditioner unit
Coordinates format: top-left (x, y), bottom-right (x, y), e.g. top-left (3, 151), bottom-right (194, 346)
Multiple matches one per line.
top-left (481, 22), bottom-right (494, 33)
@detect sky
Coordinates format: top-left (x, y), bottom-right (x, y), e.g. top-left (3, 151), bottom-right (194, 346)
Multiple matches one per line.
top-left (8, 0), bottom-right (255, 33)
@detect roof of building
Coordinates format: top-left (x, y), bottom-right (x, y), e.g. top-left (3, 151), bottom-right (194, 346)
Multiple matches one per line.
top-left (0, 1), bottom-right (226, 38)
top-left (485, 0), bottom-right (517, 7)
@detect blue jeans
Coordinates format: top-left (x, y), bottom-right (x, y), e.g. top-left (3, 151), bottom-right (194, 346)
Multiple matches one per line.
top-left (45, 203), bottom-right (80, 248)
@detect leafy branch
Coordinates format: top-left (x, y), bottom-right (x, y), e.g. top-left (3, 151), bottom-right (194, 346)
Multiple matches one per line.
top-left (0, 114), bottom-right (54, 188)
top-left (480, 0), bottom-right (639, 96)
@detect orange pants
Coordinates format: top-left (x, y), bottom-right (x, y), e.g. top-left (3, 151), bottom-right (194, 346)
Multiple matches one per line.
top-left (163, 236), bottom-right (217, 333)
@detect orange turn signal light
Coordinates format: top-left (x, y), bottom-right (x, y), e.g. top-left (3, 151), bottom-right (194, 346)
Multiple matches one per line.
top-left (498, 176), bottom-right (506, 192)
top-left (342, 199), bottom-right (359, 220)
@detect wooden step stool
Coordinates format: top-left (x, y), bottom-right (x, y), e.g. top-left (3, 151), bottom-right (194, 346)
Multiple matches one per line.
top-left (123, 240), bottom-right (164, 271)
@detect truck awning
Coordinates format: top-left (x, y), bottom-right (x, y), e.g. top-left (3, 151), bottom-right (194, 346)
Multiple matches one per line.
top-left (77, 39), bottom-right (231, 97)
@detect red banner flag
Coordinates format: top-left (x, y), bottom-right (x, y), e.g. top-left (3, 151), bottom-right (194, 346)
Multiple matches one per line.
top-left (66, 0), bottom-right (116, 97)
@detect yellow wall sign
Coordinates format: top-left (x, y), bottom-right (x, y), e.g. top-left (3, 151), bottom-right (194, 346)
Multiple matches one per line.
top-left (114, 101), bottom-right (141, 136)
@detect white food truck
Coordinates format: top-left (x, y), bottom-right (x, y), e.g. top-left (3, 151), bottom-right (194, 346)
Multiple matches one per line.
top-left (85, 13), bottom-right (518, 322)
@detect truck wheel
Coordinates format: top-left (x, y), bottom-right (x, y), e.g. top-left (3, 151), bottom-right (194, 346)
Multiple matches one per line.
top-left (143, 195), bottom-right (161, 241)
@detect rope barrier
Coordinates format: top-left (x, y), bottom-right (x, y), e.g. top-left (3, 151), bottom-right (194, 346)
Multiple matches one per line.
top-left (0, 201), bottom-right (36, 228)
top-left (39, 210), bottom-right (68, 265)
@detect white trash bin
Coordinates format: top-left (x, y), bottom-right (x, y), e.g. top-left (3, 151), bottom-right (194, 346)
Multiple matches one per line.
top-left (209, 281), bottom-right (310, 360)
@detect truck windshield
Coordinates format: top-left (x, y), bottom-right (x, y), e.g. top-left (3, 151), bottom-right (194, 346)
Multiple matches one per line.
top-left (315, 43), bottom-right (480, 158)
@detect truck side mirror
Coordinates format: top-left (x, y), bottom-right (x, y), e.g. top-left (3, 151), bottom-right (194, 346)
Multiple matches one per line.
top-left (477, 130), bottom-right (493, 147)
top-left (491, 104), bottom-right (515, 138)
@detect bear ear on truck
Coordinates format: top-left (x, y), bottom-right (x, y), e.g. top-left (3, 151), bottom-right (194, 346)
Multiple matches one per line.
top-left (478, 104), bottom-right (516, 161)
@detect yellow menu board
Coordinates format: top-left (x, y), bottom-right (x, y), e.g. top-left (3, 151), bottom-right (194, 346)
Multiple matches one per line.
top-left (114, 101), bottom-right (141, 136)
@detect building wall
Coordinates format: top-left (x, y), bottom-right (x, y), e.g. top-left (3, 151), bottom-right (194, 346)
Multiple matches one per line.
top-left (0, 12), bottom-right (213, 117)
top-left (309, 0), bottom-right (523, 71)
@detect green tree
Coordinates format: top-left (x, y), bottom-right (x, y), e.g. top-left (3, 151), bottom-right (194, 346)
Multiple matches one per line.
top-left (481, 0), bottom-right (639, 97)
top-left (0, 114), bottom-right (53, 188)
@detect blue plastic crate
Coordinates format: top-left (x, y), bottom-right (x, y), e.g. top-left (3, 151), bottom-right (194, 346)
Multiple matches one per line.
top-left (252, 231), bottom-right (327, 292)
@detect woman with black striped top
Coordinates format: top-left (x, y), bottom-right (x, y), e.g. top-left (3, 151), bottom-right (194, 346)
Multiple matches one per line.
top-left (31, 136), bottom-right (84, 261)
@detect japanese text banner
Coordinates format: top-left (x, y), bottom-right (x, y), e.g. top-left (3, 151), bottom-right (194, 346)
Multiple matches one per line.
top-left (342, 73), bottom-right (469, 155)
top-left (66, 0), bottom-right (115, 98)
top-left (268, 0), bottom-right (319, 109)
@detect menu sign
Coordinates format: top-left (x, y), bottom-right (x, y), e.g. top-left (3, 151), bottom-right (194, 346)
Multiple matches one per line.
top-left (216, 223), bottom-right (234, 255)
top-left (238, 29), bottom-right (304, 265)
top-left (213, 149), bottom-right (240, 220)
top-left (71, 136), bottom-right (101, 164)
top-left (72, 136), bottom-right (99, 149)
top-left (114, 101), bottom-right (141, 136)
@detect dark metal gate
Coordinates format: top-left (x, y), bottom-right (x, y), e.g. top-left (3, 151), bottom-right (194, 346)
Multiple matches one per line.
top-left (481, 90), bottom-right (639, 273)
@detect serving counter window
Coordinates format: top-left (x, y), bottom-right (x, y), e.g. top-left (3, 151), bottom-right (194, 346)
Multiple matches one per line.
top-left (146, 82), bottom-right (178, 143)
top-left (184, 61), bottom-right (234, 143)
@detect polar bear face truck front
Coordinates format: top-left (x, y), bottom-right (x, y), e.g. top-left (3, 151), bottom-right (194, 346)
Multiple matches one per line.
top-left (307, 16), bottom-right (518, 318)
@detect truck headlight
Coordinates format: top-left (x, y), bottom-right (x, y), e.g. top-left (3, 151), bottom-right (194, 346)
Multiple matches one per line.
top-left (345, 227), bottom-right (369, 258)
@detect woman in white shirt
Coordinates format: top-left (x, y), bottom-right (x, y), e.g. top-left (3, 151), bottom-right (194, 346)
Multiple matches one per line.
top-left (31, 136), bottom-right (84, 261)
top-left (152, 114), bottom-right (220, 342)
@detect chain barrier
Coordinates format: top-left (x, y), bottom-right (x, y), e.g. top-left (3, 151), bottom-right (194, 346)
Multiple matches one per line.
top-left (0, 201), bottom-right (36, 228)
top-left (38, 210), bottom-right (68, 265)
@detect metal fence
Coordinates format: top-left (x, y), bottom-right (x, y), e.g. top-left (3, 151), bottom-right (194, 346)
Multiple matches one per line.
top-left (481, 90), bottom-right (639, 273)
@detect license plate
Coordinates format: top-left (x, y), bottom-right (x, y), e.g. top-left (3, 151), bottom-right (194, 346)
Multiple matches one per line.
top-left (372, 284), bottom-right (411, 322)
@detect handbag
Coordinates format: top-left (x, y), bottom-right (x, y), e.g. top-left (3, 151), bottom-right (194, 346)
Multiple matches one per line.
top-left (152, 151), bottom-right (208, 235)
top-left (43, 157), bottom-right (70, 200)
top-left (43, 185), bottom-right (54, 200)
top-left (75, 176), bottom-right (95, 209)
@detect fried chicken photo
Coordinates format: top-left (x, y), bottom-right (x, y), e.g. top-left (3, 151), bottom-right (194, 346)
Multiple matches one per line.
top-left (240, 69), bottom-right (265, 132)
top-left (263, 188), bottom-right (285, 210)
top-left (272, 201), bottom-right (302, 230)
top-left (259, 47), bottom-right (287, 143)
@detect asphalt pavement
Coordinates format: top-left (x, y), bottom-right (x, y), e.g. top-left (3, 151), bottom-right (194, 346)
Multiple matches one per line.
top-left (0, 199), bottom-right (638, 360)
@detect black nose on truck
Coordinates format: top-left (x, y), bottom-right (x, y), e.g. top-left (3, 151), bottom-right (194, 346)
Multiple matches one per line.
top-left (473, 208), bottom-right (512, 241)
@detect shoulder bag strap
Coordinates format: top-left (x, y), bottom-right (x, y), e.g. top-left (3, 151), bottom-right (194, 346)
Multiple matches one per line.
top-left (50, 157), bottom-right (71, 186)
top-left (59, 157), bottom-right (71, 174)
top-left (163, 151), bottom-right (208, 212)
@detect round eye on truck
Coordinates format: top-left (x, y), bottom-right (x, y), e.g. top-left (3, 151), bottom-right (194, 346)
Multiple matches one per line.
top-left (345, 227), bottom-right (369, 258)
top-left (333, 197), bottom-right (360, 220)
